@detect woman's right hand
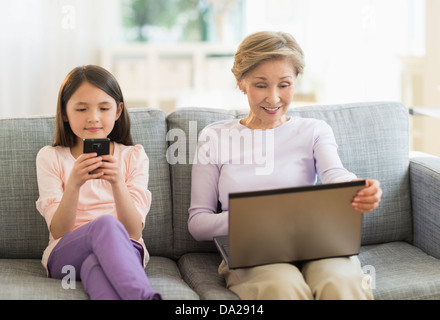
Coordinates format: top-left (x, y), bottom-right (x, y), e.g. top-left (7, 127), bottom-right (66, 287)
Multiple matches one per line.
top-left (68, 152), bottom-right (104, 188)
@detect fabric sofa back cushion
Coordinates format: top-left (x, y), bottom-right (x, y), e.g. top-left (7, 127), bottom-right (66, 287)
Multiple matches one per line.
top-left (290, 102), bottom-right (411, 245)
top-left (0, 116), bottom-right (54, 258)
top-left (128, 108), bottom-right (173, 257)
top-left (0, 108), bottom-right (173, 258)
top-left (168, 102), bottom-right (411, 258)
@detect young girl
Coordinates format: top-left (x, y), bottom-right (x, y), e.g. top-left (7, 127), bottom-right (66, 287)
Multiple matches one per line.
top-left (36, 65), bottom-right (161, 300)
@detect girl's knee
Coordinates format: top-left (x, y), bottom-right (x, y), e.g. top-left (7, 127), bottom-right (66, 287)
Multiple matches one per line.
top-left (93, 214), bottom-right (119, 226)
top-left (88, 215), bottom-right (130, 241)
top-left (91, 215), bottom-right (125, 232)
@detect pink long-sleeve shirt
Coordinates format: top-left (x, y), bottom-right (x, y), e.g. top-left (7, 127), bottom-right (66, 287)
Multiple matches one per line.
top-left (36, 143), bottom-right (152, 270)
top-left (188, 117), bottom-right (357, 241)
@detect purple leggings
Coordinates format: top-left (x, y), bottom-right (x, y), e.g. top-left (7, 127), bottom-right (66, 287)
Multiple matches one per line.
top-left (47, 215), bottom-right (161, 300)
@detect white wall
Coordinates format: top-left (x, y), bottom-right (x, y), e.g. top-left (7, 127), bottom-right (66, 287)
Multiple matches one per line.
top-left (244, 0), bottom-right (425, 106)
top-left (0, 0), bottom-right (121, 118)
top-left (412, 0), bottom-right (440, 156)
top-left (424, 0), bottom-right (440, 106)
top-left (0, 0), bottom-right (427, 118)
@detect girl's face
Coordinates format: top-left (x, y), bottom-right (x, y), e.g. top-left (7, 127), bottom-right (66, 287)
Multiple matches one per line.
top-left (64, 81), bottom-right (122, 149)
top-left (239, 58), bottom-right (296, 129)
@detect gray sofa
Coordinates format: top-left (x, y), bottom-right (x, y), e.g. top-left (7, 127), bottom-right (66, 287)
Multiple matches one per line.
top-left (1, 101), bottom-right (440, 300)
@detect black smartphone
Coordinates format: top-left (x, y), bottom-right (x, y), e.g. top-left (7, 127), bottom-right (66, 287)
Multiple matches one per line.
top-left (83, 138), bottom-right (110, 156)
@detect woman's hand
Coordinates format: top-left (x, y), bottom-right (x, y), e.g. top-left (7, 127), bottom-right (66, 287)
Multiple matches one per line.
top-left (352, 179), bottom-right (383, 213)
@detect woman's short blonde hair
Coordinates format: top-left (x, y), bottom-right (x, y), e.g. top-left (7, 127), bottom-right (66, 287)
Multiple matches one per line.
top-left (231, 31), bottom-right (305, 82)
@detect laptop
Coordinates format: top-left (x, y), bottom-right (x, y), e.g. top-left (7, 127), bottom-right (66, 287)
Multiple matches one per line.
top-left (214, 180), bottom-right (365, 269)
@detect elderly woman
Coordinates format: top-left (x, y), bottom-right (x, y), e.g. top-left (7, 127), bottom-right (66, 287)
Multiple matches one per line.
top-left (188, 31), bottom-right (382, 300)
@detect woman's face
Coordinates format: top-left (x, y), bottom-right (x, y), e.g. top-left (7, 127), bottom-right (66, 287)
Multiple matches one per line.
top-left (64, 81), bottom-right (122, 148)
top-left (239, 58), bottom-right (296, 129)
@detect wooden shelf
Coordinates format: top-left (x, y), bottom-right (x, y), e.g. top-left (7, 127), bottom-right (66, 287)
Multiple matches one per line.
top-left (100, 43), bottom-right (238, 113)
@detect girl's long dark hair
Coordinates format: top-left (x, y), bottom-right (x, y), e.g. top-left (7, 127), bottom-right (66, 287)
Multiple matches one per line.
top-left (54, 65), bottom-right (133, 147)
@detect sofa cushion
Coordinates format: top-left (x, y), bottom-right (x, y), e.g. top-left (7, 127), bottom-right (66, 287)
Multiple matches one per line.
top-left (292, 102), bottom-right (412, 245)
top-left (167, 102), bottom-right (411, 258)
top-left (288, 102), bottom-right (411, 245)
top-left (359, 242), bottom-right (440, 299)
top-left (409, 155), bottom-right (440, 258)
top-left (146, 256), bottom-right (199, 300)
top-left (0, 256), bottom-right (198, 300)
top-left (0, 115), bottom-right (54, 258)
top-left (178, 253), bottom-right (239, 300)
top-left (129, 108), bottom-right (173, 257)
top-left (0, 259), bottom-right (88, 299)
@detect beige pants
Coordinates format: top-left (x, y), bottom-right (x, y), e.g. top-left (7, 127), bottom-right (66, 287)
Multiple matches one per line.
top-left (219, 256), bottom-right (373, 300)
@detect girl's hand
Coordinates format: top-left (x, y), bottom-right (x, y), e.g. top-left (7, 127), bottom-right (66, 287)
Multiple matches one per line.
top-left (352, 179), bottom-right (383, 213)
top-left (94, 154), bottom-right (123, 185)
top-left (68, 152), bottom-right (104, 188)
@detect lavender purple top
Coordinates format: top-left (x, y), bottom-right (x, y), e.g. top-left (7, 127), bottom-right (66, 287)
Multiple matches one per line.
top-left (188, 117), bottom-right (357, 241)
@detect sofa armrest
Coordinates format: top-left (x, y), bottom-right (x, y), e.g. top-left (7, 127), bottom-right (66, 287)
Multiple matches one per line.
top-left (410, 151), bottom-right (440, 258)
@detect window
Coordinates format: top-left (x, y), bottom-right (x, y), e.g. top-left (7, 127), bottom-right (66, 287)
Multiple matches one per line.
top-left (121, 0), bottom-right (245, 43)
